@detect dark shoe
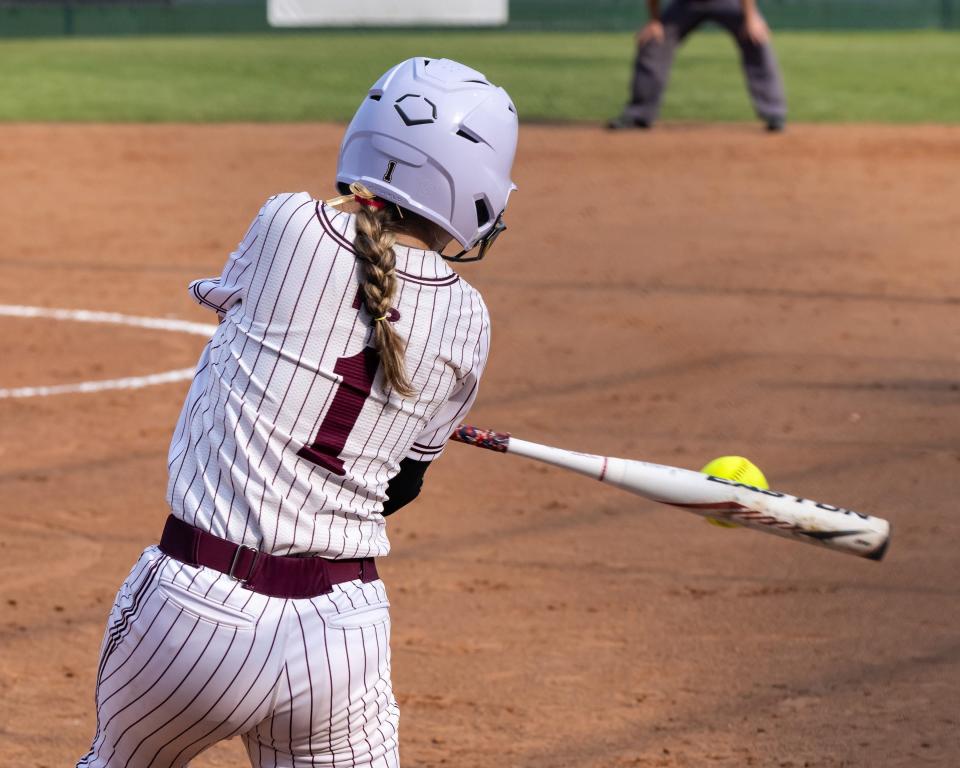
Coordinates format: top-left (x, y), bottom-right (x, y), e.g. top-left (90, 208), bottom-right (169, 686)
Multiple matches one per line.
top-left (765, 117), bottom-right (786, 132)
top-left (606, 115), bottom-right (651, 130)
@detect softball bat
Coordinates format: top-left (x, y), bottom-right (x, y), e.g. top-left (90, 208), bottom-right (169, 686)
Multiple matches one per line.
top-left (450, 425), bottom-right (890, 561)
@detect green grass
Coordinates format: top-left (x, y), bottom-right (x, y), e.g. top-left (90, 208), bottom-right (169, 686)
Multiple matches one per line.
top-left (0, 30), bottom-right (958, 122)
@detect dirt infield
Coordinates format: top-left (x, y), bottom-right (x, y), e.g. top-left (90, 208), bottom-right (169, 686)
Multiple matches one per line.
top-left (1, 123), bottom-right (959, 767)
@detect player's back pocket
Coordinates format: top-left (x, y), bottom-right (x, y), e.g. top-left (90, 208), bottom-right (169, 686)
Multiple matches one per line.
top-left (157, 577), bottom-right (257, 629)
top-left (324, 601), bottom-right (391, 630)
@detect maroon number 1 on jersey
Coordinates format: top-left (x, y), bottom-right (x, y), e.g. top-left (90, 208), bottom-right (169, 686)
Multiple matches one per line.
top-left (297, 346), bottom-right (380, 476)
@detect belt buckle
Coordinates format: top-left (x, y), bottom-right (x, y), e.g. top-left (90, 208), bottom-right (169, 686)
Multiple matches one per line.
top-left (228, 544), bottom-right (260, 584)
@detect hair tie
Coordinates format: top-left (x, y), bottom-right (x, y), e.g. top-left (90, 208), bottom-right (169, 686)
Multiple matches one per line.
top-left (374, 315), bottom-right (389, 322)
top-left (351, 181), bottom-right (386, 209)
top-left (324, 181), bottom-right (387, 209)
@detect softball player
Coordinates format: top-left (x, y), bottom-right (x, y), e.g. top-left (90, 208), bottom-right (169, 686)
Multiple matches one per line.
top-left (77, 57), bottom-right (518, 767)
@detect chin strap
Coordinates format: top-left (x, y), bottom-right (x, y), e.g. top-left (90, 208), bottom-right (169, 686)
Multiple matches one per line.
top-left (441, 212), bottom-right (507, 263)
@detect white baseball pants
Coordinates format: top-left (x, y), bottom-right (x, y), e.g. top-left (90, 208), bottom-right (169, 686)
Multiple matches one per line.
top-left (77, 546), bottom-right (400, 767)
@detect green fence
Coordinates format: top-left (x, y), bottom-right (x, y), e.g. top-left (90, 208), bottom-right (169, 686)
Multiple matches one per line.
top-left (0, 0), bottom-right (270, 37)
top-left (0, 0), bottom-right (957, 38)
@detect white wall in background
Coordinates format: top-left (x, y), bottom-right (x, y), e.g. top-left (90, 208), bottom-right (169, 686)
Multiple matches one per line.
top-left (268, 0), bottom-right (509, 27)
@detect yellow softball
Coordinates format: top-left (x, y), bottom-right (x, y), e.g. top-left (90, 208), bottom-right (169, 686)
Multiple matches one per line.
top-left (700, 456), bottom-right (769, 528)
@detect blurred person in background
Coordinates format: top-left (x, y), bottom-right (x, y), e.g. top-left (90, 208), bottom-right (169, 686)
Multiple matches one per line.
top-left (607, 0), bottom-right (787, 131)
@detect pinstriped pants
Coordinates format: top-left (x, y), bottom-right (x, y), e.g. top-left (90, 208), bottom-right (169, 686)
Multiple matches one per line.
top-left (77, 547), bottom-right (400, 767)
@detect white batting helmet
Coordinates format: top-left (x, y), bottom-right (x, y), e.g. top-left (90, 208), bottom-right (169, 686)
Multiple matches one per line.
top-left (336, 57), bottom-right (519, 257)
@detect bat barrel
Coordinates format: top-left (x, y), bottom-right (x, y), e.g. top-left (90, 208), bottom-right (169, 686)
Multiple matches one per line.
top-left (601, 456), bottom-right (891, 560)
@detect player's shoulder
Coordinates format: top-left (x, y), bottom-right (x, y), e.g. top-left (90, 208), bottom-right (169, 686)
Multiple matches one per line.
top-left (454, 273), bottom-right (487, 306)
top-left (258, 191), bottom-right (316, 222)
top-left (246, 192), bottom-right (321, 247)
top-left (450, 273), bottom-right (491, 328)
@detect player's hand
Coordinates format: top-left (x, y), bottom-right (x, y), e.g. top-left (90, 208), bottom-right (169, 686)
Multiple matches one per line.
top-left (743, 12), bottom-right (770, 44)
top-left (636, 20), bottom-right (665, 45)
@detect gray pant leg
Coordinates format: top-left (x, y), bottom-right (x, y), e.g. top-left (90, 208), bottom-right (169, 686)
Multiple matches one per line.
top-left (710, 3), bottom-right (787, 121)
top-left (624, 1), bottom-right (702, 124)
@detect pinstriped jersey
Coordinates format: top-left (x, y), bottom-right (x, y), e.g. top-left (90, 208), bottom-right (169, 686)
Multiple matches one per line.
top-left (166, 192), bottom-right (490, 558)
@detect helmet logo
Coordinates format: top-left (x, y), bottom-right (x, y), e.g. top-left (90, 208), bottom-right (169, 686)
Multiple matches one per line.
top-left (394, 94), bottom-right (438, 126)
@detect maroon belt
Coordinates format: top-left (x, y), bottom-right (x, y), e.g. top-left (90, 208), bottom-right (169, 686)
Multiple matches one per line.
top-left (158, 514), bottom-right (378, 599)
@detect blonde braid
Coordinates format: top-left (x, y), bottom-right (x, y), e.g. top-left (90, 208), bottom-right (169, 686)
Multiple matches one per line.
top-left (353, 203), bottom-right (415, 397)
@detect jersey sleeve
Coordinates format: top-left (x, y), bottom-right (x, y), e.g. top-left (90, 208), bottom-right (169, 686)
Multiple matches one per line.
top-left (187, 198), bottom-right (270, 317)
top-left (406, 299), bottom-right (491, 463)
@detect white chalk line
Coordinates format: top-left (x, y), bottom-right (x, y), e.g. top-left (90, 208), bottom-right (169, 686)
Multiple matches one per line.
top-left (0, 304), bottom-right (218, 399)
